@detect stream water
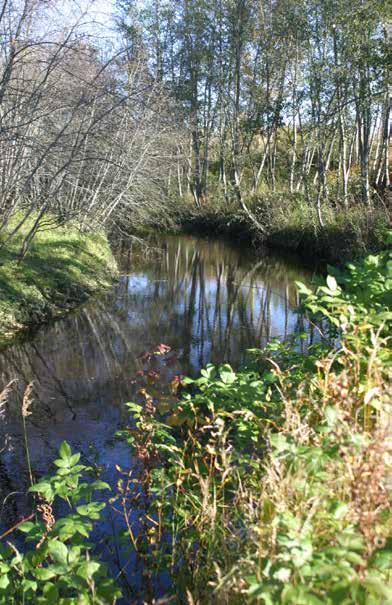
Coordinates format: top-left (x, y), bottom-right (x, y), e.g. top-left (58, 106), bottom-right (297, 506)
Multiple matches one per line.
top-left (0, 234), bottom-right (316, 593)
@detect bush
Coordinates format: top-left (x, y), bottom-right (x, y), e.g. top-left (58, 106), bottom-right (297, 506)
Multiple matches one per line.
top-left (117, 244), bottom-right (392, 603)
top-left (0, 442), bottom-right (120, 604)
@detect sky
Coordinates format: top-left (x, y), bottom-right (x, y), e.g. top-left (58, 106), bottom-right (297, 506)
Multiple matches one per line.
top-left (41, 0), bottom-right (120, 48)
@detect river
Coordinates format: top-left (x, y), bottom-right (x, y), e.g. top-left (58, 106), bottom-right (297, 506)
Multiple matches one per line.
top-left (0, 234), bottom-right (315, 590)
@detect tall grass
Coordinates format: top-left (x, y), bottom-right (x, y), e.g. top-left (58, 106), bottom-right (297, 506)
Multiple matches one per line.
top-left (117, 245), bottom-right (392, 603)
top-left (176, 193), bottom-right (390, 263)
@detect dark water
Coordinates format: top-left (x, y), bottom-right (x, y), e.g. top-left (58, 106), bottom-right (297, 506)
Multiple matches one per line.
top-left (0, 234), bottom-right (315, 589)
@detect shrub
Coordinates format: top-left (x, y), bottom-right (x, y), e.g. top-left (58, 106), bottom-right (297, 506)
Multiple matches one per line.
top-left (0, 442), bottom-right (121, 604)
top-left (116, 245), bottom-right (392, 603)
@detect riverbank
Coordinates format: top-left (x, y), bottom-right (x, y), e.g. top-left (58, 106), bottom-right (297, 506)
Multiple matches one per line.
top-left (0, 220), bottom-right (118, 347)
top-left (0, 244), bottom-right (389, 603)
top-left (115, 244), bottom-right (392, 602)
top-left (175, 198), bottom-right (390, 264)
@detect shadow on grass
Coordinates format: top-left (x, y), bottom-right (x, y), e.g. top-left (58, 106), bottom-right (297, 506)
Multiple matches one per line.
top-left (0, 233), bottom-right (115, 341)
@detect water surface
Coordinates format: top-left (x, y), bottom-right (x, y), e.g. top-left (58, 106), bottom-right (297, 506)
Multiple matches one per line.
top-left (0, 235), bottom-right (314, 537)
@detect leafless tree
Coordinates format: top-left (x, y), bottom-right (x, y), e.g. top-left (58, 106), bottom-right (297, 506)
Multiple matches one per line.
top-left (0, 0), bottom-right (182, 256)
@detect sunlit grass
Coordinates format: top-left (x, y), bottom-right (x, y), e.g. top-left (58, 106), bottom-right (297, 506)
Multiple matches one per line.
top-left (178, 194), bottom-right (389, 263)
top-left (0, 214), bottom-right (118, 345)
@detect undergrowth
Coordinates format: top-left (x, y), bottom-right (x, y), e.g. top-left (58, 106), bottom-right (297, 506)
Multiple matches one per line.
top-left (178, 195), bottom-right (389, 263)
top-left (0, 237), bottom-right (390, 603)
top-left (0, 439), bottom-right (120, 604)
top-left (116, 240), bottom-right (392, 603)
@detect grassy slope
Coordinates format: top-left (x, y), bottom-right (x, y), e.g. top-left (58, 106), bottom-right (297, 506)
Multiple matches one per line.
top-left (0, 219), bottom-right (118, 346)
top-left (173, 197), bottom-right (389, 264)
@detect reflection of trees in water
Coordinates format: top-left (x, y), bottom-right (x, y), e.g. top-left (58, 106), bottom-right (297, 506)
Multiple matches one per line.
top-left (0, 236), bottom-right (314, 409)
top-left (130, 236), bottom-right (314, 369)
top-left (0, 236), bottom-right (315, 524)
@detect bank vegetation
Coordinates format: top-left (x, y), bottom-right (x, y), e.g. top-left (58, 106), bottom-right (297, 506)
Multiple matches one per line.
top-left (0, 243), bottom-right (390, 604)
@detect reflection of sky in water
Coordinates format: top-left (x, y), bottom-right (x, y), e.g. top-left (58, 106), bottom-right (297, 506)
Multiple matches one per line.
top-left (115, 239), bottom-right (310, 374)
top-left (0, 234), bottom-right (316, 423)
top-left (0, 235), bottom-right (316, 564)
top-left (126, 274), bottom-right (151, 293)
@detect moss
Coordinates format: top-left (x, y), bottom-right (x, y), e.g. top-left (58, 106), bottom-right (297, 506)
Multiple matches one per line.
top-left (0, 216), bottom-right (118, 347)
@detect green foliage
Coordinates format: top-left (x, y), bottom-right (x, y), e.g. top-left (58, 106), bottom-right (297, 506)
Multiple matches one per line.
top-left (0, 442), bottom-right (121, 605)
top-left (243, 428), bottom-right (392, 605)
top-left (180, 362), bottom-right (277, 448)
top-left (116, 247), bottom-right (392, 603)
top-left (298, 243), bottom-right (392, 330)
top-left (0, 213), bottom-right (117, 347)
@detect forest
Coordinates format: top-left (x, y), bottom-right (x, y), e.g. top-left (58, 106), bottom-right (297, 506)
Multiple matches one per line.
top-left (0, 0), bottom-right (390, 251)
top-left (0, 0), bottom-right (390, 603)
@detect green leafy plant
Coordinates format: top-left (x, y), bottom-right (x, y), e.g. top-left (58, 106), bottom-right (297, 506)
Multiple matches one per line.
top-left (0, 442), bottom-right (121, 605)
top-left (114, 249), bottom-right (392, 604)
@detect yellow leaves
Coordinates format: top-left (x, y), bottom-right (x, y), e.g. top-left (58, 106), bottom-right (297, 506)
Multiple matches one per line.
top-left (157, 395), bottom-right (178, 415)
top-left (166, 412), bottom-right (185, 427)
top-left (364, 387), bottom-right (380, 407)
top-left (146, 370), bottom-right (160, 385)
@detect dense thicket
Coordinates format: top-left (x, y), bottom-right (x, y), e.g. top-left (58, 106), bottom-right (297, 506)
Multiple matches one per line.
top-left (1, 0), bottom-right (390, 255)
top-left (0, 0), bottom-right (181, 256)
top-left (119, 0), bottom-right (391, 231)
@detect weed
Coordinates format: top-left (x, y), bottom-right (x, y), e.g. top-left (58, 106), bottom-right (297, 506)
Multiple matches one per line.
top-left (114, 245), bottom-right (392, 603)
